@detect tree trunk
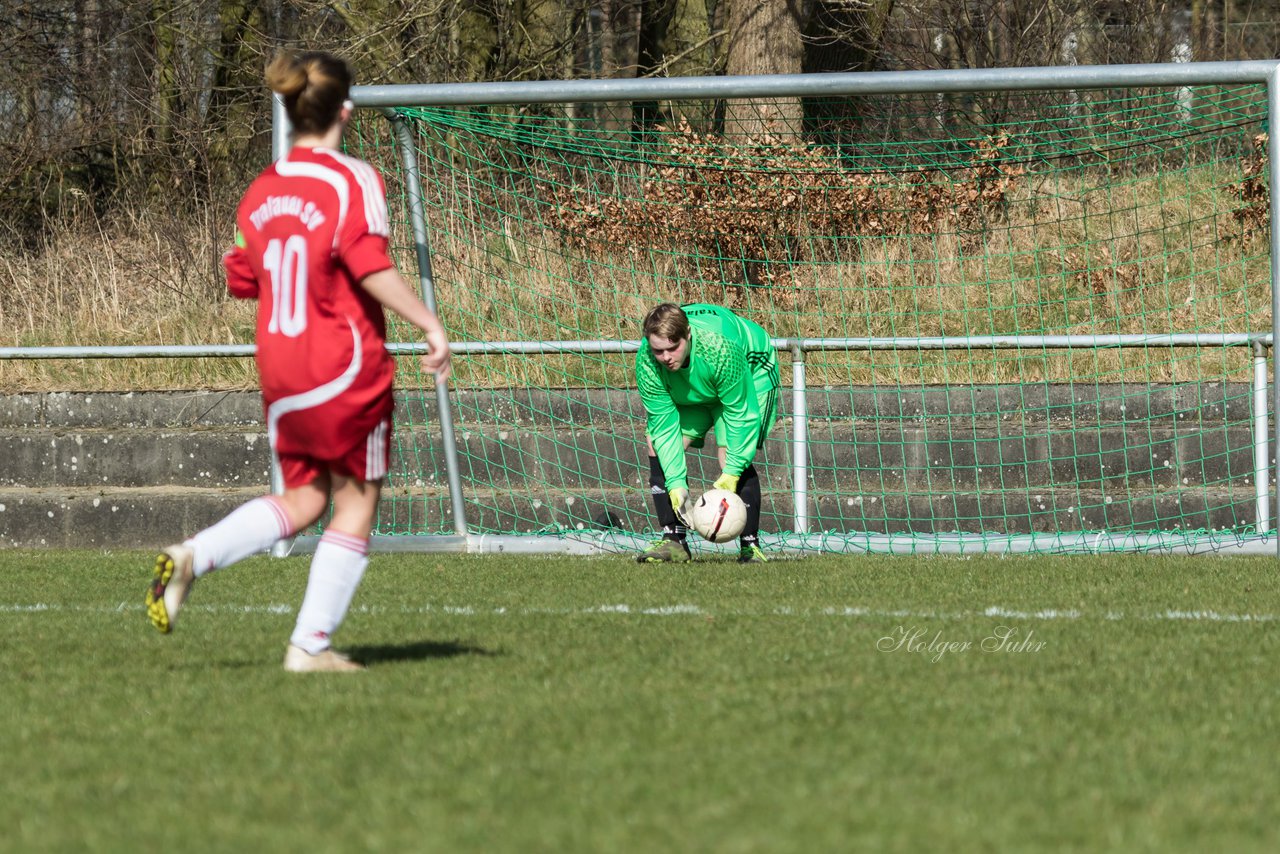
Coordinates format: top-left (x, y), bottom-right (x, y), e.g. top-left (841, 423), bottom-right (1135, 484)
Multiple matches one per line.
top-left (803, 0), bottom-right (894, 74)
top-left (801, 0), bottom-right (894, 141)
top-left (591, 0), bottom-right (632, 133)
top-left (633, 0), bottom-right (677, 136)
top-left (723, 0), bottom-right (803, 140)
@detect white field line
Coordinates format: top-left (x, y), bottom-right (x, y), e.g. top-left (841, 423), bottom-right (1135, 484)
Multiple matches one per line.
top-left (1, 602), bottom-right (1278, 623)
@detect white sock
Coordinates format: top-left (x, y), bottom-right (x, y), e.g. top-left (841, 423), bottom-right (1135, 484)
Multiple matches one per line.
top-left (186, 496), bottom-right (293, 577)
top-left (290, 531), bottom-right (369, 654)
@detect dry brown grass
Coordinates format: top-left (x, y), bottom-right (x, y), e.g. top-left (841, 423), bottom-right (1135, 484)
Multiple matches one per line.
top-left (2, 151), bottom-right (1270, 392)
top-left (417, 149), bottom-right (1269, 388)
top-left (0, 199), bottom-right (258, 392)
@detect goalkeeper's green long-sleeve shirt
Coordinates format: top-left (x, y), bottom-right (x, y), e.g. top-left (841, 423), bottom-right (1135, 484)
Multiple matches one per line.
top-left (634, 303), bottom-right (771, 492)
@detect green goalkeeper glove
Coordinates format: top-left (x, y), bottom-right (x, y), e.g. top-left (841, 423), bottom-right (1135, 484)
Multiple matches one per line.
top-left (712, 472), bottom-right (739, 493)
top-left (669, 487), bottom-right (691, 526)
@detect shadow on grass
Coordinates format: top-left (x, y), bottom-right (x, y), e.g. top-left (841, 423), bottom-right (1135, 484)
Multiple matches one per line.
top-left (348, 639), bottom-right (500, 665)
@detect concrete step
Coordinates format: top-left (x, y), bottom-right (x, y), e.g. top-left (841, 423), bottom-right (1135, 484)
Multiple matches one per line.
top-left (0, 422), bottom-right (1262, 490)
top-left (0, 486), bottom-right (264, 549)
top-left (0, 384), bottom-right (1258, 429)
top-left (0, 486), bottom-right (1264, 549)
top-left (0, 429), bottom-right (273, 489)
top-left (0, 388), bottom-right (1268, 550)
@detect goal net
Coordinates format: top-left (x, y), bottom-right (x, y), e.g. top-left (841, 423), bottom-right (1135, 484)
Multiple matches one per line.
top-left (346, 80), bottom-right (1274, 555)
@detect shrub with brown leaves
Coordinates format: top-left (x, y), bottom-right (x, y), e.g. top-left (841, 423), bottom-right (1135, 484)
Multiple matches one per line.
top-left (1233, 132), bottom-right (1269, 240)
top-left (549, 120), bottom-right (1023, 287)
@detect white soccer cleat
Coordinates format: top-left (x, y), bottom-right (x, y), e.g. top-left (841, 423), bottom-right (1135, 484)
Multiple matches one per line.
top-left (145, 544), bottom-right (195, 634)
top-left (283, 644), bottom-right (365, 673)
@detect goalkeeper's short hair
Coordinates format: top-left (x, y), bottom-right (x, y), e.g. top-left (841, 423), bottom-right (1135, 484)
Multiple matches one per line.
top-left (642, 303), bottom-right (690, 341)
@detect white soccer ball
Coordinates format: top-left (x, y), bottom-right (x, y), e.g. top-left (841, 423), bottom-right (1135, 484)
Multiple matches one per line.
top-left (690, 488), bottom-right (747, 544)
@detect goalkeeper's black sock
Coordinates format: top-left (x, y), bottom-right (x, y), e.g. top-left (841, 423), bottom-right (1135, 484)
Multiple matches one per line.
top-left (738, 463), bottom-right (762, 545)
top-left (648, 455), bottom-right (686, 540)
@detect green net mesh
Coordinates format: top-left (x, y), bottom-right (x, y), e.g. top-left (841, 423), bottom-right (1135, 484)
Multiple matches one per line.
top-left (346, 83), bottom-right (1274, 554)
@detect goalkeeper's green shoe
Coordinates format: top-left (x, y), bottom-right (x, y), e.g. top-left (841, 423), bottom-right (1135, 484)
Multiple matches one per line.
top-left (636, 538), bottom-right (691, 564)
top-left (145, 544), bottom-right (195, 634)
top-left (738, 544), bottom-right (768, 565)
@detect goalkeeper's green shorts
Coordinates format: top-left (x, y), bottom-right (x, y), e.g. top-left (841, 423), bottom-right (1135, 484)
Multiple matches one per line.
top-left (680, 371), bottom-right (780, 453)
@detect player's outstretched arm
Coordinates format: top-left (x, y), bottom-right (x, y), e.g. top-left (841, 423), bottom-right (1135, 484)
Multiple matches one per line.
top-left (222, 245), bottom-right (259, 299)
top-left (360, 267), bottom-right (452, 381)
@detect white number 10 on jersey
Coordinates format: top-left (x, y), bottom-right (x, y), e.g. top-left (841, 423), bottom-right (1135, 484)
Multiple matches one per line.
top-left (263, 236), bottom-right (309, 337)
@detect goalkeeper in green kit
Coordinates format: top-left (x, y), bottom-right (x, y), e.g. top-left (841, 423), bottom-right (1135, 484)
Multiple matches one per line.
top-left (634, 302), bottom-right (780, 563)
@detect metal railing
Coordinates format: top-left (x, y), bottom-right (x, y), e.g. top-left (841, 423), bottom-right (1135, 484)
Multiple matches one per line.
top-left (3, 333), bottom-right (1274, 551)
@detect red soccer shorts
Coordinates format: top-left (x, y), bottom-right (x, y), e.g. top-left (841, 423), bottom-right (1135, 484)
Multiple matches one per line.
top-left (275, 418), bottom-right (391, 489)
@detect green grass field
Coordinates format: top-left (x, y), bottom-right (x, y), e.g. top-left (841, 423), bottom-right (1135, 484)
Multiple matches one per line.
top-left (4, 549), bottom-right (1280, 852)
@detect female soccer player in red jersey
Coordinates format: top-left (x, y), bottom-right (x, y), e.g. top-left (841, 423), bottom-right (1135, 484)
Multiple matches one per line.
top-left (145, 51), bottom-right (452, 672)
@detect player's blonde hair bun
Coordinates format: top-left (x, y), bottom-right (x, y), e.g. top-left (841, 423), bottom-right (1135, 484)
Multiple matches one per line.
top-left (265, 51), bottom-right (354, 136)
top-left (265, 53), bottom-right (309, 99)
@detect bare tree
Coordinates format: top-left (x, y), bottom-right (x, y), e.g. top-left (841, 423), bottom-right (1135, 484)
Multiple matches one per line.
top-left (14, 0), bottom-right (1280, 246)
